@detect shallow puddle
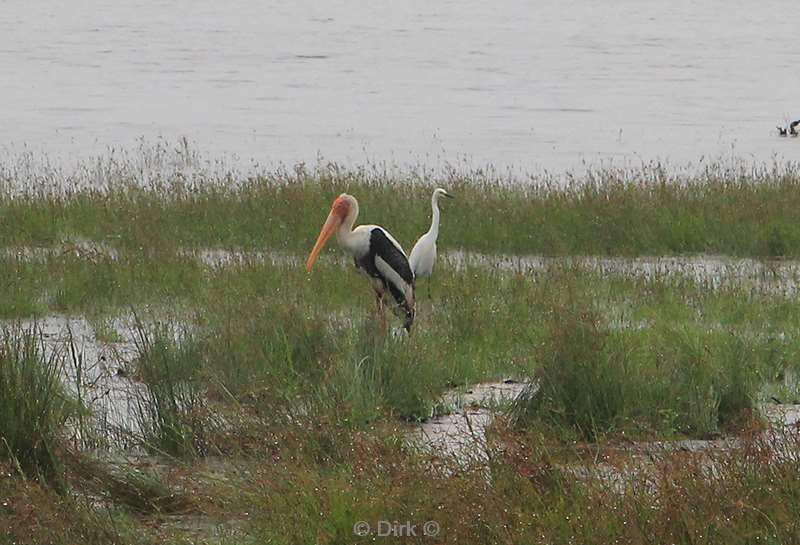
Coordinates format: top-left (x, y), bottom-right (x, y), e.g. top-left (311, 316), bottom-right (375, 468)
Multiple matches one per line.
top-left (446, 251), bottom-right (800, 296)
top-left (191, 247), bottom-right (800, 296)
top-left (7, 243), bottom-right (800, 296)
top-left (2, 239), bottom-right (120, 262)
top-left (184, 247), bottom-right (302, 268)
top-left (408, 381), bottom-right (526, 464)
top-left (408, 378), bottom-right (800, 488)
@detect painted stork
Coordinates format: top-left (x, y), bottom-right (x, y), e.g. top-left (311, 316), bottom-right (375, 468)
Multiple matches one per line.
top-left (408, 188), bottom-right (454, 297)
top-left (305, 193), bottom-right (416, 332)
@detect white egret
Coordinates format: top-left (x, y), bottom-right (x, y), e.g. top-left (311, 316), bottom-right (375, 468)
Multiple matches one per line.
top-left (409, 188), bottom-right (454, 297)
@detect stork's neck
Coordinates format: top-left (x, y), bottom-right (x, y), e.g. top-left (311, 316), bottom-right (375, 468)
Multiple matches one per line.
top-left (335, 200), bottom-right (359, 248)
top-left (428, 192), bottom-right (441, 238)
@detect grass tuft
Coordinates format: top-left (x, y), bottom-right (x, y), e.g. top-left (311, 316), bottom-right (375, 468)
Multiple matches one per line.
top-left (132, 321), bottom-right (211, 458)
top-left (0, 325), bottom-right (71, 483)
top-left (513, 301), bottom-right (761, 440)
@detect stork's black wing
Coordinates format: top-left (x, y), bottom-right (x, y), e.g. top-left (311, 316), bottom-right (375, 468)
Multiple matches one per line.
top-left (357, 228), bottom-right (415, 330)
top-left (368, 228), bottom-right (414, 286)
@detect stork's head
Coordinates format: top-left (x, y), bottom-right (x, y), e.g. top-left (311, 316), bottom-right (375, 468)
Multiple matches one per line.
top-left (305, 193), bottom-right (357, 272)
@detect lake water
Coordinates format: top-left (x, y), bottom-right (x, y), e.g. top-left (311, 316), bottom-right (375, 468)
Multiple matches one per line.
top-left (1, 0), bottom-right (799, 173)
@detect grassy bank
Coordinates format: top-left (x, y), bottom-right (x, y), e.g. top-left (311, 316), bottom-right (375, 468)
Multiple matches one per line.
top-left (219, 423), bottom-right (800, 545)
top-left (6, 419), bottom-right (800, 544)
top-left (3, 158), bottom-right (800, 257)
top-left (4, 152), bottom-right (800, 543)
top-left (3, 251), bottom-right (800, 436)
top-left (3, 254), bottom-right (800, 542)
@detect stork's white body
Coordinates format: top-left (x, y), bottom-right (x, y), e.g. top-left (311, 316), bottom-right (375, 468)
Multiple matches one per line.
top-left (409, 188), bottom-right (451, 279)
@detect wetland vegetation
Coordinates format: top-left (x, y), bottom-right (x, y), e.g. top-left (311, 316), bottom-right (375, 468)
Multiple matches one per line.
top-left (4, 156), bottom-right (800, 258)
top-left (3, 154), bottom-right (800, 544)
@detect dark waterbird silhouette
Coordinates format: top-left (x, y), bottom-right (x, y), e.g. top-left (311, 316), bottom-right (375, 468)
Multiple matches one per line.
top-left (777, 119), bottom-right (800, 137)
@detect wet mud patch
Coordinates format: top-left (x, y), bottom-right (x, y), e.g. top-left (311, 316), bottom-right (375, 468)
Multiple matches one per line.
top-left (9, 243), bottom-right (800, 296)
top-left (408, 380), bottom-right (526, 464)
top-left (408, 378), bottom-right (800, 493)
top-left (446, 251), bottom-right (800, 296)
top-left (5, 314), bottom-right (191, 449)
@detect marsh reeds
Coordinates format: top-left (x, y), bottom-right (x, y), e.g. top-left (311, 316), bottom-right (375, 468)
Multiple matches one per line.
top-left (512, 304), bottom-right (761, 440)
top-left (131, 321), bottom-right (210, 458)
top-left (4, 148), bottom-right (800, 542)
top-left (3, 153), bottom-right (800, 258)
top-left (0, 325), bottom-right (70, 483)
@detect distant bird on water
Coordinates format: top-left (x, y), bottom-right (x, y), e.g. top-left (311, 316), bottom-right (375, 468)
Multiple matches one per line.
top-left (777, 119), bottom-right (800, 137)
top-left (306, 193), bottom-right (415, 333)
top-left (409, 188), bottom-right (454, 297)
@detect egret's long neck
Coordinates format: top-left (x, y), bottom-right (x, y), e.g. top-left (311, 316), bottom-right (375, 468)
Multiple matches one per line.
top-left (428, 193), bottom-right (441, 238)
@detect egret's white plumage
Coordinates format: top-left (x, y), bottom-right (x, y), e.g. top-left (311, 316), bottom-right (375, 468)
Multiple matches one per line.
top-left (306, 193), bottom-right (415, 332)
top-left (409, 188), bottom-right (453, 286)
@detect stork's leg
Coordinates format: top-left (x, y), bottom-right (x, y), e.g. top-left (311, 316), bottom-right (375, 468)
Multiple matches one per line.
top-left (426, 279), bottom-right (432, 300)
top-left (374, 292), bottom-right (387, 335)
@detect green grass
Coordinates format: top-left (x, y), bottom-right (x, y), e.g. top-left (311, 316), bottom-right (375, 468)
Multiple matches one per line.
top-left (68, 454), bottom-right (194, 516)
top-left (6, 153), bottom-right (800, 542)
top-left (511, 305), bottom-right (762, 440)
top-left (3, 250), bottom-right (798, 439)
top-left (0, 325), bottom-right (72, 484)
top-left (199, 415), bottom-right (800, 545)
top-left (1, 260), bottom-right (798, 542)
top-left (4, 159), bottom-right (800, 258)
top-left (0, 467), bottom-right (151, 545)
top-left (131, 322), bottom-right (211, 458)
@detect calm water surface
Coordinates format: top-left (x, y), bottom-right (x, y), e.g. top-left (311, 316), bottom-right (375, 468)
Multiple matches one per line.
top-left (1, 0), bottom-right (799, 172)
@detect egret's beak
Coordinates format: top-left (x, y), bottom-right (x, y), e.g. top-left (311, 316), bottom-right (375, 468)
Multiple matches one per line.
top-left (442, 192), bottom-right (455, 199)
top-left (306, 209), bottom-right (342, 272)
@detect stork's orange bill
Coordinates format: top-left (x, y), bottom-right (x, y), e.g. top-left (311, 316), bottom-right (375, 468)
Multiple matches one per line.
top-left (305, 208), bottom-right (342, 272)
